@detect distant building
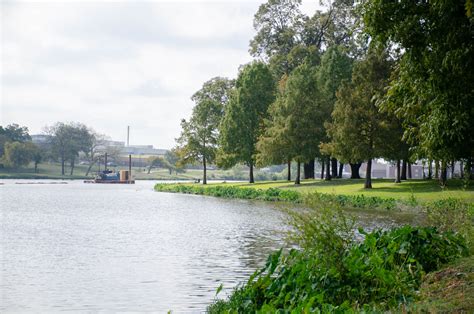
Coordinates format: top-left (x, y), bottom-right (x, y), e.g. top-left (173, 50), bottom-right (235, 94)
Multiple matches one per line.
top-left (121, 145), bottom-right (167, 156)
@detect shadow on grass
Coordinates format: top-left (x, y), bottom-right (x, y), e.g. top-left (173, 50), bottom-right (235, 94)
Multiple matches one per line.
top-left (290, 178), bottom-right (472, 194)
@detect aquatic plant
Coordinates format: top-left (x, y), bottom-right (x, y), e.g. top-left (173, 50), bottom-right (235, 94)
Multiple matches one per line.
top-left (207, 225), bottom-right (468, 312)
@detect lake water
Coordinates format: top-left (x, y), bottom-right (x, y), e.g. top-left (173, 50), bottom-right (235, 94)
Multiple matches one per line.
top-left (0, 180), bottom-right (419, 312)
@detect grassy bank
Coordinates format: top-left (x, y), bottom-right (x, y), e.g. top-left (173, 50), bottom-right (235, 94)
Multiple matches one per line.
top-left (155, 179), bottom-right (474, 209)
top-left (412, 256), bottom-right (474, 312)
top-left (0, 163), bottom-right (92, 179)
top-left (207, 179), bottom-right (474, 202)
top-left (154, 183), bottom-right (408, 210)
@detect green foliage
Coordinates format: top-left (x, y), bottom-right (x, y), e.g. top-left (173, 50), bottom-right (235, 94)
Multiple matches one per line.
top-left (2, 141), bottom-right (39, 168)
top-left (218, 62), bottom-right (275, 181)
top-left (175, 77), bottom-right (233, 184)
top-left (155, 182), bottom-right (439, 212)
top-left (208, 223), bottom-right (468, 312)
top-left (0, 123), bottom-right (32, 158)
top-left (280, 62), bottom-right (325, 164)
top-left (0, 123), bottom-right (31, 143)
top-left (324, 46), bottom-right (394, 188)
top-left (326, 47), bottom-right (393, 163)
top-left (147, 156), bottom-right (171, 174)
top-left (45, 122), bottom-right (94, 175)
top-left (256, 76), bottom-right (293, 168)
top-left (425, 198), bottom-right (474, 252)
top-left (205, 191), bottom-right (471, 312)
top-left (250, 0), bottom-right (303, 76)
top-left (363, 0), bottom-right (474, 163)
top-left (304, 192), bottom-right (398, 211)
top-left (154, 184), bottom-right (301, 203)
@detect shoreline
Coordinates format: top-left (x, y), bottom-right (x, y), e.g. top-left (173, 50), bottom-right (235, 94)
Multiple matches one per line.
top-left (154, 181), bottom-right (474, 207)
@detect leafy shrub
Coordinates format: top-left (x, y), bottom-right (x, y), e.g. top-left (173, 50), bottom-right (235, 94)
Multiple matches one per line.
top-left (208, 225), bottom-right (468, 313)
top-left (154, 184), bottom-right (302, 203)
top-left (155, 183), bottom-right (401, 210)
top-left (208, 202), bottom-right (468, 312)
top-left (425, 198), bottom-right (474, 252)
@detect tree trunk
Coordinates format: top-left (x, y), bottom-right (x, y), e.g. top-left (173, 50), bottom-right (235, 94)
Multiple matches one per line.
top-left (61, 152), bottom-right (65, 176)
top-left (202, 155), bottom-right (207, 185)
top-left (440, 160), bottom-right (447, 187)
top-left (364, 159), bottom-right (372, 189)
top-left (295, 161), bottom-right (301, 185)
top-left (34, 162), bottom-right (38, 173)
top-left (451, 160), bottom-right (455, 178)
top-left (407, 162), bottom-right (412, 179)
top-left (395, 159), bottom-right (401, 183)
top-left (70, 158), bottom-right (75, 176)
top-left (460, 161), bottom-right (464, 179)
top-left (465, 158), bottom-right (473, 180)
top-left (320, 160), bottom-right (325, 179)
top-left (428, 160), bottom-right (432, 180)
top-left (85, 161), bottom-right (96, 176)
top-left (147, 165), bottom-right (152, 174)
top-left (287, 160), bottom-right (291, 181)
top-left (169, 168), bottom-right (172, 175)
top-left (349, 163), bottom-right (361, 179)
top-left (325, 156), bottom-right (331, 180)
top-left (331, 158), bottom-right (338, 178)
top-left (249, 162), bottom-right (254, 183)
top-left (303, 159), bottom-right (315, 179)
top-left (434, 160), bottom-right (439, 179)
top-left (338, 163), bottom-right (343, 178)
top-left (401, 160), bottom-right (407, 180)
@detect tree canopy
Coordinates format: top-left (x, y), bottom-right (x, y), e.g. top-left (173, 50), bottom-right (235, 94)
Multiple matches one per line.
top-left (363, 0), bottom-right (474, 184)
top-left (218, 62), bottom-right (276, 183)
top-left (175, 77), bottom-right (233, 184)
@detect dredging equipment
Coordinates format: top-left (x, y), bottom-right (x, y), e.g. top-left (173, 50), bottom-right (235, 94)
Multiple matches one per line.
top-left (84, 153), bottom-right (135, 184)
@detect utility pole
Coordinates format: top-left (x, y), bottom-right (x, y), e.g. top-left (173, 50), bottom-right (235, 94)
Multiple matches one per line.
top-left (127, 126), bottom-right (130, 147)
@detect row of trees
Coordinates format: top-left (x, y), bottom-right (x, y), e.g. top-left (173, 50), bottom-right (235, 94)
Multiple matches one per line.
top-left (0, 122), bottom-right (113, 176)
top-left (0, 124), bottom-right (42, 171)
top-left (175, 0), bottom-right (473, 188)
top-left (1, 122), bottom-right (183, 177)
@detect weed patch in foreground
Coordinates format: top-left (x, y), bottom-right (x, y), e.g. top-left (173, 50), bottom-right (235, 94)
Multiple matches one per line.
top-left (207, 226), bottom-right (468, 313)
top-left (207, 198), bottom-right (472, 313)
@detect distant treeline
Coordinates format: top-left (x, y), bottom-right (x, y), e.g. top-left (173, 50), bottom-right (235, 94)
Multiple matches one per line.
top-left (0, 122), bottom-right (111, 176)
top-left (0, 122), bottom-right (199, 178)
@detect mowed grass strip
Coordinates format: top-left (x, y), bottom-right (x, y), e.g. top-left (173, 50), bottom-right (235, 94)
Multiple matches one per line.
top-left (180, 179), bottom-right (474, 202)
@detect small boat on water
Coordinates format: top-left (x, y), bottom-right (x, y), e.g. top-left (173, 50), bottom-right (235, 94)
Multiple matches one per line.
top-left (84, 154), bottom-right (135, 184)
top-left (84, 169), bottom-right (135, 184)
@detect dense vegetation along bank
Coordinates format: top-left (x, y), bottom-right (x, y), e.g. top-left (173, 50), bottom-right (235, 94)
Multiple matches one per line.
top-left (207, 195), bottom-right (474, 313)
top-left (154, 179), bottom-right (474, 209)
top-left (208, 226), bottom-right (470, 313)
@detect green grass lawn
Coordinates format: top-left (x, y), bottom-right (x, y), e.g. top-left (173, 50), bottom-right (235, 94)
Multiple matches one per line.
top-left (0, 163), bottom-right (92, 179)
top-left (204, 178), bottom-right (474, 202)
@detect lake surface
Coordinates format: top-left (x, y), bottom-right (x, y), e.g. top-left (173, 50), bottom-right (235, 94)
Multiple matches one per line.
top-left (0, 180), bottom-right (420, 312)
top-left (1, 180), bottom-right (288, 312)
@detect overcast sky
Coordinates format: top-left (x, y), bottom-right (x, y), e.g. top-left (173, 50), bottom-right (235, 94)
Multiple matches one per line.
top-left (1, 0), bottom-right (318, 149)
